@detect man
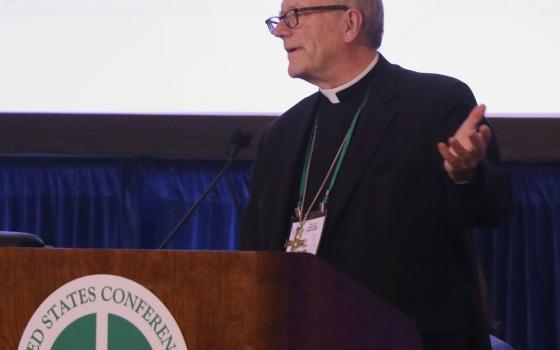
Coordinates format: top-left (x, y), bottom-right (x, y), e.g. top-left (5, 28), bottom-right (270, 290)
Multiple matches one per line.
top-left (240, 0), bottom-right (511, 349)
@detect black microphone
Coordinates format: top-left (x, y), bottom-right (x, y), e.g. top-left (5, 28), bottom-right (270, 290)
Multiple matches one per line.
top-left (157, 129), bottom-right (252, 249)
top-left (229, 128), bottom-right (252, 155)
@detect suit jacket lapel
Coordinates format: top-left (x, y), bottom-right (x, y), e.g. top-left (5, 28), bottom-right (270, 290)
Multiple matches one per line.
top-left (267, 93), bottom-right (321, 248)
top-left (325, 56), bottom-right (399, 235)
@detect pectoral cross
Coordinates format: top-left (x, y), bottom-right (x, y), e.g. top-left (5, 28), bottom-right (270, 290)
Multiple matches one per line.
top-left (285, 225), bottom-right (307, 252)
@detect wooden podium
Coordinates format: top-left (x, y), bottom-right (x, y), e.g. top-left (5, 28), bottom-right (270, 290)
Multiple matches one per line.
top-left (0, 248), bottom-right (422, 349)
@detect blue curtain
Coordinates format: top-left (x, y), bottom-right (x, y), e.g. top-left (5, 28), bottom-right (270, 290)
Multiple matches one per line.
top-left (1, 157), bottom-right (559, 350)
top-left (0, 157), bottom-right (252, 249)
top-left (473, 163), bottom-right (560, 350)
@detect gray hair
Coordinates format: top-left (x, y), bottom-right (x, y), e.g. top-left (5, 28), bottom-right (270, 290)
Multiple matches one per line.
top-left (348, 0), bottom-right (384, 49)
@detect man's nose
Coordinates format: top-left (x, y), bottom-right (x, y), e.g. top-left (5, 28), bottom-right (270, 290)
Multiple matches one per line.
top-left (273, 20), bottom-right (290, 38)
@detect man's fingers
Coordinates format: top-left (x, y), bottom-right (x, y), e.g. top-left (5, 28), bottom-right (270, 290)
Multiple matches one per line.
top-left (448, 137), bottom-right (471, 160)
top-left (437, 142), bottom-right (454, 162)
top-left (462, 104), bottom-right (486, 130)
top-left (438, 141), bottom-right (462, 169)
top-left (438, 142), bottom-right (476, 182)
top-left (479, 124), bottom-right (492, 144)
top-left (439, 105), bottom-right (490, 183)
top-left (449, 137), bottom-right (476, 169)
top-left (468, 133), bottom-right (486, 160)
top-left (469, 125), bottom-right (492, 159)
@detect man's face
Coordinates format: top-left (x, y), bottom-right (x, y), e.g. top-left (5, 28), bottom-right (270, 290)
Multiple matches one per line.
top-left (275, 0), bottom-right (347, 86)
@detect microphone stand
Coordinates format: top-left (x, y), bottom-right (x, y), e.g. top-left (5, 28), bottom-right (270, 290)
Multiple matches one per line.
top-left (157, 130), bottom-right (251, 249)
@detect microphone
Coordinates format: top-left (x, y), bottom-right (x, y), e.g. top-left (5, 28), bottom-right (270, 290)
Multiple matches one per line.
top-left (157, 129), bottom-right (252, 249)
top-left (229, 128), bottom-right (252, 155)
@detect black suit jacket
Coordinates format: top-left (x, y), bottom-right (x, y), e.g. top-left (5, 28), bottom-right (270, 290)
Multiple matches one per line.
top-left (240, 55), bottom-right (510, 350)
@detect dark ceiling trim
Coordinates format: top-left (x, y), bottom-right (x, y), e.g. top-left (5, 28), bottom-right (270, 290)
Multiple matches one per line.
top-left (0, 113), bottom-right (558, 162)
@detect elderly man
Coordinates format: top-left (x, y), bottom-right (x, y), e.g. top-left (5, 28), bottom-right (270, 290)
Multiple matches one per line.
top-left (240, 0), bottom-right (510, 349)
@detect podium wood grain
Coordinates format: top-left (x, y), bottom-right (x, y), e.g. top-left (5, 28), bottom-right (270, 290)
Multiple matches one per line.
top-left (0, 248), bottom-right (421, 349)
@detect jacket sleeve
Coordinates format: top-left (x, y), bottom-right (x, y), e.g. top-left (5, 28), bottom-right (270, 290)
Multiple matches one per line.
top-left (432, 80), bottom-right (512, 228)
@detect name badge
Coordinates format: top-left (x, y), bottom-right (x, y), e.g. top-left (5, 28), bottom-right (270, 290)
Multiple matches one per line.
top-left (285, 212), bottom-right (326, 255)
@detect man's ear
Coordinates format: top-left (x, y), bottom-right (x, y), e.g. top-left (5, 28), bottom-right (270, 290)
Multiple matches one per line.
top-left (343, 8), bottom-right (363, 43)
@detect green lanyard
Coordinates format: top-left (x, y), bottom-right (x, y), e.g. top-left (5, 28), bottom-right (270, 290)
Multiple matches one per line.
top-left (296, 86), bottom-right (372, 219)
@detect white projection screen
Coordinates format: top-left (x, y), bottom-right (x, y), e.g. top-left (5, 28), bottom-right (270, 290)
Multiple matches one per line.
top-left (0, 0), bottom-right (558, 117)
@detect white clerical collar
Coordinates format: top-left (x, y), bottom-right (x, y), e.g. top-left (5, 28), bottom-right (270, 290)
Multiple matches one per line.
top-left (320, 53), bottom-right (379, 104)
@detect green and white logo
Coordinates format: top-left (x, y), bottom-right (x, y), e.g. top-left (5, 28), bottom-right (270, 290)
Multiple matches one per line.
top-left (19, 274), bottom-right (188, 350)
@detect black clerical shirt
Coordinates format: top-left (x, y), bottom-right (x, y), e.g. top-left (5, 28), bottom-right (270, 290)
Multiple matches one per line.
top-left (296, 69), bottom-right (376, 252)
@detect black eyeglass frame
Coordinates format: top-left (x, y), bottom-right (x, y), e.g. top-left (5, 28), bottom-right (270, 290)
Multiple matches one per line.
top-left (265, 5), bottom-right (349, 34)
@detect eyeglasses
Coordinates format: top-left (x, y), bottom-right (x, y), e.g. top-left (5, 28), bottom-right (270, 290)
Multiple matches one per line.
top-left (265, 5), bottom-right (349, 34)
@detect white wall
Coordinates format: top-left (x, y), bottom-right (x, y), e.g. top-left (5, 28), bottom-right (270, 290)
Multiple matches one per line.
top-left (0, 0), bottom-right (558, 116)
